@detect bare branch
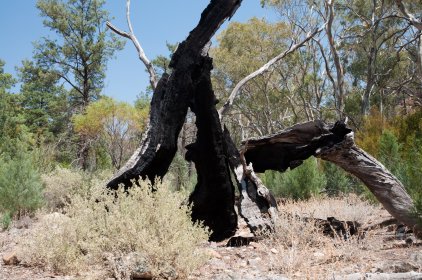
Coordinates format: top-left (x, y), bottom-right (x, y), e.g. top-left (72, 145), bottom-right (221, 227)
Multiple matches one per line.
top-left (218, 24), bottom-right (325, 118)
top-left (106, 0), bottom-right (158, 90)
top-left (396, 0), bottom-right (422, 31)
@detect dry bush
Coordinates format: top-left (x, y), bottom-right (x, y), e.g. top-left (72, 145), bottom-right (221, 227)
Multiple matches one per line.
top-left (265, 195), bottom-right (381, 278)
top-left (41, 168), bottom-right (112, 211)
top-left (19, 179), bottom-right (210, 279)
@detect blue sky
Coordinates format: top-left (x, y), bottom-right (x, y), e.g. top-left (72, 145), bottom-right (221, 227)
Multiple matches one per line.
top-left (0, 1), bottom-right (276, 104)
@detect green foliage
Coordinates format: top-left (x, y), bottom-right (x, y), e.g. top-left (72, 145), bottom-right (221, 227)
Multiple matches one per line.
top-left (0, 60), bottom-right (30, 149)
top-left (72, 97), bottom-right (147, 169)
top-left (35, 0), bottom-right (124, 108)
top-left (379, 130), bottom-right (402, 176)
top-left (1, 212), bottom-right (12, 230)
top-left (17, 60), bottom-right (69, 142)
top-left (323, 162), bottom-right (352, 196)
top-left (0, 151), bottom-right (44, 218)
top-left (263, 158), bottom-right (326, 200)
top-left (167, 152), bottom-right (196, 192)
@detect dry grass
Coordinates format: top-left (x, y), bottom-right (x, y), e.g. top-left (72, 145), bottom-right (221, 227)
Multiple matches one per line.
top-left (278, 194), bottom-right (380, 225)
top-left (264, 194), bottom-right (383, 279)
top-left (19, 179), bottom-right (210, 279)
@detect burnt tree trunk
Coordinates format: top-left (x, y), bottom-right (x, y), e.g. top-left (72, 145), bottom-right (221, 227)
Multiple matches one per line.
top-left (185, 55), bottom-right (277, 240)
top-left (185, 56), bottom-right (238, 241)
top-left (107, 0), bottom-right (276, 241)
top-left (107, 0), bottom-right (242, 189)
top-left (242, 121), bottom-right (422, 237)
top-left (224, 129), bottom-right (277, 234)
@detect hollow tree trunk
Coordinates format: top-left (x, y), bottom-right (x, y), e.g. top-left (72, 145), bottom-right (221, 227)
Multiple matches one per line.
top-left (242, 121), bottom-right (421, 237)
top-left (185, 56), bottom-right (238, 241)
top-left (186, 54), bottom-right (276, 241)
top-left (106, 0), bottom-right (242, 189)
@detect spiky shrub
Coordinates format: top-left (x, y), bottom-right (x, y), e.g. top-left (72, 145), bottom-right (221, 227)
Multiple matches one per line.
top-left (20, 179), bottom-right (210, 278)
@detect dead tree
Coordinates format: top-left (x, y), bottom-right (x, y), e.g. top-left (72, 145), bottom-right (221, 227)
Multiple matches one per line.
top-left (106, 0), bottom-right (277, 241)
top-left (242, 120), bottom-right (422, 237)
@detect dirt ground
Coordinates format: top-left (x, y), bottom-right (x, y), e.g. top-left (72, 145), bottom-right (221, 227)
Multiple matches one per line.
top-left (1, 202), bottom-right (421, 280)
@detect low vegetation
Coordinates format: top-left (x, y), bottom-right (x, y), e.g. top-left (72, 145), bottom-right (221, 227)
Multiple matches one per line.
top-left (19, 178), bottom-right (210, 279)
top-left (264, 195), bottom-right (382, 278)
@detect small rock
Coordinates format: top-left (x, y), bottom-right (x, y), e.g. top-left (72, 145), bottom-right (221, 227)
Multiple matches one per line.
top-left (208, 249), bottom-right (222, 259)
top-left (223, 255), bottom-right (231, 261)
top-left (247, 257), bottom-right (262, 267)
top-left (3, 251), bottom-right (20, 265)
top-left (209, 258), bottom-right (227, 270)
top-left (235, 252), bottom-right (244, 259)
top-left (313, 252), bottom-right (325, 258)
top-left (249, 241), bottom-right (263, 250)
top-left (270, 248), bottom-right (278, 254)
top-left (410, 251), bottom-right (422, 263)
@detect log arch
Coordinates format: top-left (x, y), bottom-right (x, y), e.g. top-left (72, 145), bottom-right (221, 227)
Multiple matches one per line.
top-left (242, 120), bottom-right (422, 237)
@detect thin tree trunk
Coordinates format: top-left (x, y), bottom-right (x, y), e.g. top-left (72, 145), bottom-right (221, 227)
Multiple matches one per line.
top-left (325, 0), bottom-right (345, 117)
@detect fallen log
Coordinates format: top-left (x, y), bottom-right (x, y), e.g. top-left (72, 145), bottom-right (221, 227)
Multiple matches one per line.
top-left (242, 120), bottom-right (422, 237)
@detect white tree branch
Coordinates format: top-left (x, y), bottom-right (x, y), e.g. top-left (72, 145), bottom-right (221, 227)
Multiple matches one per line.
top-left (106, 0), bottom-right (158, 90)
top-left (218, 24), bottom-right (325, 118)
top-left (396, 0), bottom-right (422, 31)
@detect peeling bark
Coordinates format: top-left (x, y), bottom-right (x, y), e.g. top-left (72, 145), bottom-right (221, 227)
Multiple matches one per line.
top-left (224, 129), bottom-right (277, 234)
top-left (316, 132), bottom-right (422, 237)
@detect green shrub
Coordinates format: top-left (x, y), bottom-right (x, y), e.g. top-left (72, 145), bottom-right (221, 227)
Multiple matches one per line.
top-left (0, 152), bottom-right (44, 218)
top-left (379, 130), bottom-right (402, 177)
top-left (1, 211), bottom-right (12, 230)
top-left (263, 158), bottom-right (326, 200)
top-left (20, 179), bottom-right (210, 278)
top-left (323, 162), bottom-right (352, 196)
top-left (167, 151), bottom-right (196, 192)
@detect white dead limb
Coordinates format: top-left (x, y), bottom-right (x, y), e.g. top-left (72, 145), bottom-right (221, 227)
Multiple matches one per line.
top-left (218, 24), bottom-right (325, 119)
top-left (396, 0), bottom-right (422, 31)
top-left (106, 0), bottom-right (158, 90)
